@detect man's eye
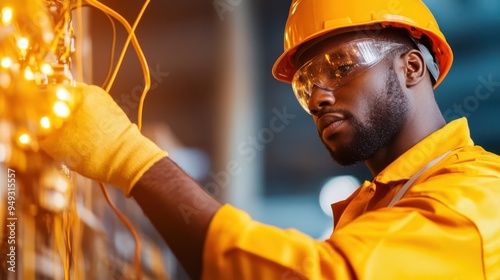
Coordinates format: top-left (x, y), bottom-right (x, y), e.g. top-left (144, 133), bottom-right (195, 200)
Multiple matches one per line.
top-left (335, 64), bottom-right (354, 75)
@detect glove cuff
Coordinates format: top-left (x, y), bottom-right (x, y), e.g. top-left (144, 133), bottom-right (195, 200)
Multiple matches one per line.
top-left (104, 124), bottom-right (168, 196)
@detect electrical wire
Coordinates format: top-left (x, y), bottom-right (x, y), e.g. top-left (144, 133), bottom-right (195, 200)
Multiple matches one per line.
top-left (4, 0), bottom-right (154, 278)
top-left (87, 1), bottom-right (153, 278)
top-left (75, 0), bottom-right (84, 82)
top-left (71, 173), bottom-right (86, 280)
top-left (129, 0), bottom-right (151, 131)
top-left (85, 0), bottom-right (151, 131)
top-left (101, 13), bottom-right (117, 89)
top-left (54, 213), bottom-right (71, 280)
top-left (99, 182), bottom-right (143, 279)
top-left (51, 3), bottom-right (79, 279)
top-left (55, 0), bottom-right (154, 277)
top-left (48, 11), bottom-right (70, 55)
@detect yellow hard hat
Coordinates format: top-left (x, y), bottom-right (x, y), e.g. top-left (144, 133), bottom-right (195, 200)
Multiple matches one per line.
top-left (272, 0), bottom-right (453, 88)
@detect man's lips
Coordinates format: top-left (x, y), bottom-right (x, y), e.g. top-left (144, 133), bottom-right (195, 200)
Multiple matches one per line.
top-left (318, 113), bottom-right (346, 138)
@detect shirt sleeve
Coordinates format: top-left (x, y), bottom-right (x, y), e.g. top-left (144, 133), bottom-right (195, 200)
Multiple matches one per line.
top-left (202, 200), bottom-right (484, 280)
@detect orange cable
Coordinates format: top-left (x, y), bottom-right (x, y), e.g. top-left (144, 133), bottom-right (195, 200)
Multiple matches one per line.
top-left (80, 1), bottom-right (155, 278)
top-left (101, 13), bottom-right (117, 89)
top-left (85, 0), bottom-right (151, 126)
top-left (99, 181), bottom-right (143, 279)
top-left (75, 0), bottom-right (84, 82)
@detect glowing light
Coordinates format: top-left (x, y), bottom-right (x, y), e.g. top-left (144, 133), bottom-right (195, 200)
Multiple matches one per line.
top-left (51, 192), bottom-right (67, 210)
top-left (53, 175), bottom-right (70, 193)
top-left (39, 169), bottom-right (71, 212)
top-left (1, 57), bottom-right (12, 68)
top-left (41, 63), bottom-right (53, 75)
top-left (18, 133), bottom-right (31, 144)
top-left (41, 191), bottom-right (68, 212)
top-left (1, 7), bottom-right (13, 25)
top-left (17, 37), bottom-right (29, 50)
top-left (40, 117), bottom-right (51, 129)
top-left (56, 87), bottom-right (70, 101)
top-left (319, 175), bottom-right (360, 217)
top-left (24, 66), bottom-right (34, 80)
top-left (53, 101), bottom-right (70, 118)
top-left (43, 31), bottom-right (54, 43)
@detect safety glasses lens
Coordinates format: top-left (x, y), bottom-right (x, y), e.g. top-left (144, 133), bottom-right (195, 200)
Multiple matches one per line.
top-left (292, 39), bottom-right (403, 114)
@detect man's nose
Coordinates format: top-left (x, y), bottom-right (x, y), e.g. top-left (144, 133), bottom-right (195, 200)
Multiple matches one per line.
top-left (308, 86), bottom-right (336, 115)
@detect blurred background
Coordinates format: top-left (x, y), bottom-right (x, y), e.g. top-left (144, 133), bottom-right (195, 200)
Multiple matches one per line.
top-left (88, 0), bottom-right (500, 277)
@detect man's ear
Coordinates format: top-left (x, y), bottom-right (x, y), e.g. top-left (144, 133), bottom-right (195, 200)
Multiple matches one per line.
top-left (403, 49), bottom-right (427, 87)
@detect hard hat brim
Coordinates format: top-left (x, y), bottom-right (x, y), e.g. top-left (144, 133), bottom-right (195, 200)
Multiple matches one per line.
top-left (272, 22), bottom-right (453, 89)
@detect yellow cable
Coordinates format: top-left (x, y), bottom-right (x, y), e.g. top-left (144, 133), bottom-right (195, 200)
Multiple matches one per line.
top-left (84, 0), bottom-right (147, 88)
top-left (88, 0), bottom-right (151, 112)
top-left (101, 13), bottom-right (117, 89)
top-left (64, 212), bottom-right (72, 280)
top-left (90, 1), bottom-right (153, 277)
top-left (33, 1), bottom-right (78, 279)
top-left (85, 0), bottom-right (151, 129)
top-left (75, 0), bottom-right (84, 82)
top-left (54, 214), bottom-right (70, 279)
top-left (48, 2), bottom-right (145, 277)
top-left (70, 173), bottom-right (85, 280)
top-left (129, 0), bottom-right (151, 131)
top-left (72, 1), bottom-right (154, 277)
top-left (99, 181), bottom-right (143, 280)
top-left (48, 13), bottom-right (68, 54)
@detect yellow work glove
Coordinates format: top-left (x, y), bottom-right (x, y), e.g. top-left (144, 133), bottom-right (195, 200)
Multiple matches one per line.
top-left (41, 84), bottom-right (168, 196)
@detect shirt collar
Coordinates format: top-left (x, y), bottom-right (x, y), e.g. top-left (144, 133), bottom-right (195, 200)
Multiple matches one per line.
top-left (374, 117), bottom-right (474, 184)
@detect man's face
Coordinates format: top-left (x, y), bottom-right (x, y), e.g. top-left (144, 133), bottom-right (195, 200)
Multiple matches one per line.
top-left (296, 34), bottom-right (410, 166)
top-left (320, 62), bottom-right (409, 166)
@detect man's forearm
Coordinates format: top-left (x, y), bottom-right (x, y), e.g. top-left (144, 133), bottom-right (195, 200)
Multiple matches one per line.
top-left (131, 156), bottom-right (222, 279)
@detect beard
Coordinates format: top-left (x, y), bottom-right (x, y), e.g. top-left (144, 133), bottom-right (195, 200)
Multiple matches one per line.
top-left (323, 65), bottom-right (410, 166)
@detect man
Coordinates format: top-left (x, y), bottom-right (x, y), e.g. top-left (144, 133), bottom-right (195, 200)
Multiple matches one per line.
top-left (42, 0), bottom-right (500, 279)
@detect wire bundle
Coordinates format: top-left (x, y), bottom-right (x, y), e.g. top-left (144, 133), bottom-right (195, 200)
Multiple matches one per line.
top-left (0, 0), bottom-right (157, 278)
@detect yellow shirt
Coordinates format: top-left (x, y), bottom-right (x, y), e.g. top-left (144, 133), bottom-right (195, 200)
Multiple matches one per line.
top-left (202, 118), bottom-right (500, 279)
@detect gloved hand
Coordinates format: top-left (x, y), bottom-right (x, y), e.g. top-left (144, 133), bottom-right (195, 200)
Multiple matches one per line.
top-left (41, 84), bottom-right (168, 196)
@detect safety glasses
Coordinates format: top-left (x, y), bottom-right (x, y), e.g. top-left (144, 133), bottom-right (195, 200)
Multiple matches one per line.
top-left (292, 39), bottom-right (405, 114)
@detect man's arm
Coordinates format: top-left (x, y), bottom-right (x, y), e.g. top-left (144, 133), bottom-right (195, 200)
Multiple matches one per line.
top-left (39, 85), bottom-right (488, 280)
top-left (131, 157), bottom-right (221, 280)
top-left (39, 84), bottom-right (221, 278)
